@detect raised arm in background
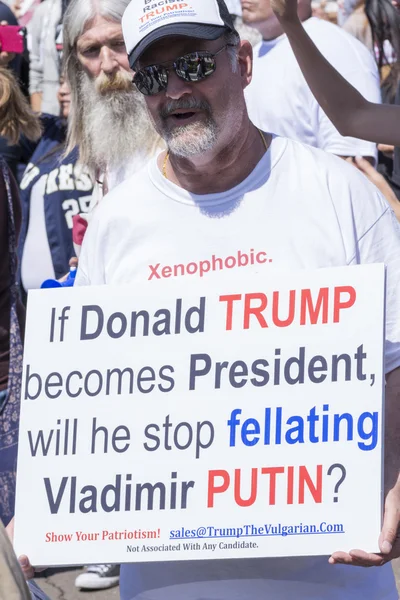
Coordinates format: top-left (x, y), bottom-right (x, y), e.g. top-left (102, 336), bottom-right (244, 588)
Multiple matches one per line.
top-left (271, 0), bottom-right (400, 146)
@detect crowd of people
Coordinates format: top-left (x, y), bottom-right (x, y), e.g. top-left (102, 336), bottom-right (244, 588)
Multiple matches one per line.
top-left (0, 0), bottom-right (400, 598)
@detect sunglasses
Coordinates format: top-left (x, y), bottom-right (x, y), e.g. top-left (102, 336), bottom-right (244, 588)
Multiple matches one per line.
top-left (133, 44), bottom-right (234, 96)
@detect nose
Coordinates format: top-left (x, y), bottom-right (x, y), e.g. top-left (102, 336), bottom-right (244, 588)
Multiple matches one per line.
top-left (59, 81), bottom-right (70, 96)
top-left (100, 46), bottom-right (119, 76)
top-left (165, 69), bottom-right (193, 100)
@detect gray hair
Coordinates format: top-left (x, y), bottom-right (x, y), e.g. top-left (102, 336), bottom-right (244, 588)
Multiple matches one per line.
top-left (232, 17), bottom-right (262, 48)
top-left (224, 30), bottom-right (241, 73)
top-left (63, 0), bottom-right (131, 163)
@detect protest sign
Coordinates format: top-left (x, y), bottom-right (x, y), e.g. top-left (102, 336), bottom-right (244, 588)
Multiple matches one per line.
top-left (15, 264), bottom-right (385, 566)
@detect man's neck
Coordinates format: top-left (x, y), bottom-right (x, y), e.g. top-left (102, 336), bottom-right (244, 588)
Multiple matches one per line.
top-left (160, 120), bottom-right (271, 195)
top-left (257, 14), bottom-right (311, 42)
top-left (260, 20), bottom-right (285, 42)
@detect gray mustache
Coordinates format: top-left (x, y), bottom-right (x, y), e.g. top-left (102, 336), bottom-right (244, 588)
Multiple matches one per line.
top-left (160, 99), bottom-right (211, 119)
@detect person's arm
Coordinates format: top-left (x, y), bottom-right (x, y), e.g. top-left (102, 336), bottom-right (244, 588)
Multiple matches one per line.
top-left (271, 0), bottom-right (400, 146)
top-left (6, 519), bottom-right (51, 598)
top-left (1, 519), bottom-right (32, 599)
top-left (28, 4), bottom-right (44, 112)
top-left (30, 92), bottom-right (42, 112)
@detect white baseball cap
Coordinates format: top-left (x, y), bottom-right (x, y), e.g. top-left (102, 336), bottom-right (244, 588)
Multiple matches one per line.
top-left (122, 0), bottom-right (237, 68)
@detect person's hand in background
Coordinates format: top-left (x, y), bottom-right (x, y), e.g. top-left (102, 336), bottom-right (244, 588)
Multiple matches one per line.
top-left (57, 257), bottom-right (79, 283)
top-left (271, 0), bottom-right (299, 22)
top-left (0, 22), bottom-right (16, 67)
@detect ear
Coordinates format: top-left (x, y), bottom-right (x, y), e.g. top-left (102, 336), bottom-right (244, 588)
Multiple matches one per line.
top-left (237, 40), bottom-right (253, 90)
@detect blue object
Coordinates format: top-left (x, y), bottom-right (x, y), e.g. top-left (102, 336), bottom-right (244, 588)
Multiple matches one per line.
top-left (41, 266), bottom-right (77, 289)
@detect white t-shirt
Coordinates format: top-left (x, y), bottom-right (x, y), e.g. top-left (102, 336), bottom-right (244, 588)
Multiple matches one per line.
top-left (76, 136), bottom-right (400, 599)
top-left (90, 153), bottom-right (152, 210)
top-left (245, 18), bottom-right (381, 158)
top-left (107, 153), bottom-right (151, 194)
top-left (74, 152), bottom-right (157, 257)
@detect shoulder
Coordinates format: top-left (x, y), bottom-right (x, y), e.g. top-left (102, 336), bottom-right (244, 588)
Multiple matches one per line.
top-left (281, 138), bottom-right (388, 221)
top-left (253, 38), bottom-right (291, 64)
top-left (40, 113), bottom-right (63, 133)
top-left (283, 136), bottom-right (373, 184)
top-left (277, 139), bottom-right (394, 265)
top-left (93, 162), bottom-right (152, 222)
top-left (75, 165), bottom-right (153, 287)
top-left (107, 152), bottom-right (152, 191)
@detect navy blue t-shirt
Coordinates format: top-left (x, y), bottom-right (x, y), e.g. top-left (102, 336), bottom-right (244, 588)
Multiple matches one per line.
top-left (19, 115), bottom-right (93, 289)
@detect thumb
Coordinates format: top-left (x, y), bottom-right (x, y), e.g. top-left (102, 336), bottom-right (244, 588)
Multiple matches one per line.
top-left (69, 256), bottom-right (79, 269)
top-left (18, 555), bottom-right (35, 580)
top-left (379, 495), bottom-right (399, 555)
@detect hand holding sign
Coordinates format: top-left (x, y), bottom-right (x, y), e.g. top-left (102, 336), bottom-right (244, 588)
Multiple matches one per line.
top-left (330, 481), bottom-right (400, 566)
top-left (6, 519), bottom-right (37, 580)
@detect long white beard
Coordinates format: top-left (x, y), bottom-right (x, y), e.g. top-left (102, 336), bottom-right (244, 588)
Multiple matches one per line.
top-left (79, 70), bottom-right (159, 173)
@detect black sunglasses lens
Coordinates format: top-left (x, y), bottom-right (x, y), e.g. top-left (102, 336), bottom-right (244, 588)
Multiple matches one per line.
top-left (175, 53), bottom-right (217, 82)
top-left (134, 51), bottom-right (218, 94)
top-left (134, 65), bottom-right (168, 96)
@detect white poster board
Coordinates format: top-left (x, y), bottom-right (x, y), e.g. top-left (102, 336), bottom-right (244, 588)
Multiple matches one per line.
top-left (15, 265), bottom-right (385, 566)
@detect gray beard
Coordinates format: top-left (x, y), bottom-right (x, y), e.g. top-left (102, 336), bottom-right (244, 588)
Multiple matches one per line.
top-left (79, 71), bottom-right (159, 173)
top-left (165, 119), bottom-right (218, 158)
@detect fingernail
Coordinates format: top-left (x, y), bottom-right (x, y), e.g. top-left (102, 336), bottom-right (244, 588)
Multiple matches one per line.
top-left (381, 540), bottom-right (392, 554)
top-left (19, 556), bottom-right (28, 567)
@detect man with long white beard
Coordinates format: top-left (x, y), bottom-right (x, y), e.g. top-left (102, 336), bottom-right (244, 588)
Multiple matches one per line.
top-left (60, 0), bottom-right (161, 589)
top-left (62, 0), bottom-right (162, 251)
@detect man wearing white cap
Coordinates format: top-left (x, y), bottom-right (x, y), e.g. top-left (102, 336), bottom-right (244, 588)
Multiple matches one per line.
top-left (75, 0), bottom-right (400, 599)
